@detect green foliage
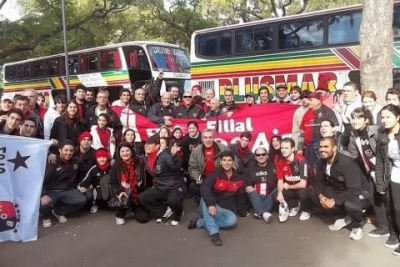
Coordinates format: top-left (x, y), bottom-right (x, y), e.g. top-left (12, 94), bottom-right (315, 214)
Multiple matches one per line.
top-left (0, 0), bottom-right (363, 63)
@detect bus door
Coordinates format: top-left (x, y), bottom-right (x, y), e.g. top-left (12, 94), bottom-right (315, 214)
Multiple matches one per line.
top-left (123, 46), bottom-right (152, 89)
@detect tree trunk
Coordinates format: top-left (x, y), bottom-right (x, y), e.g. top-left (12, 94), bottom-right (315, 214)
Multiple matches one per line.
top-left (360, 0), bottom-right (393, 104)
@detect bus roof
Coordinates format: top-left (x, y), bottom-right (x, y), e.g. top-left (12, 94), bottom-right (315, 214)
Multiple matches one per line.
top-left (192, 1), bottom-right (400, 35)
top-left (3, 41), bottom-right (186, 66)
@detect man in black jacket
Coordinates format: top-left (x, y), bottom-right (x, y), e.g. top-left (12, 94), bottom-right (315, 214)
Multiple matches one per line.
top-left (176, 91), bottom-right (205, 119)
top-left (303, 137), bottom-right (370, 240)
top-left (130, 88), bottom-right (151, 117)
top-left (40, 140), bottom-right (87, 228)
top-left (74, 131), bottom-right (96, 174)
top-left (138, 135), bottom-right (186, 226)
top-left (220, 88), bottom-right (240, 113)
top-left (148, 92), bottom-right (177, 126)
top-left (188, 150), bottom-right (247, 246)
top-left (85, 91), bottom-right (122, 139)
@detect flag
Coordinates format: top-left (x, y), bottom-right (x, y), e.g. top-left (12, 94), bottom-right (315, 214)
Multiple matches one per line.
top-left (0, 135), bottom-right (51, 242)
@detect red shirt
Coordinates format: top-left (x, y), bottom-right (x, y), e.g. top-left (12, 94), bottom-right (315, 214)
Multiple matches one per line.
top-left (277, 154), bottom-right (309, 185)
top-left (203, 146), bottom-right (215, 177)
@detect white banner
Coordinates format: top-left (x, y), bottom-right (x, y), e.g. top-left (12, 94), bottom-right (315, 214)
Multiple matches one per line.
top-left (0, 135), bottom-right (51, 242)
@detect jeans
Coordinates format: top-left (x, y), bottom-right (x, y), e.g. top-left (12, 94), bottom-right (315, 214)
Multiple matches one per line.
top-left (247, 188), bottom-right (277, 215)
top-left (40, 189), bottom-right (87, 219)
top-left (196, 198), bottom-right (237, 236)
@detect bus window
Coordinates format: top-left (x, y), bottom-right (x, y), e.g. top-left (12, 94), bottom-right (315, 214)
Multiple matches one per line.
top-left (32, 61), bottom-right (47, 77)
top-left (5, 66), bottom-right (17, 80)
top-left (68, 57), bottom-right (79, 74)
top-left (80, 55), bottom-right (89, 73)
top-left (88, 53), bottom-right (99, 71)
top-left (254, 26), bottom-right (273, 52)
top-left (279, 19), bottom-right (324, 49)
top-left (197, 32), bottom-right (232, 57)
top-left (48, 58), bottom-right (61, 76)
top-left (123, 47), bottom-right (150, 70)
top-left (17, 64), bottom-right (30, 79)
top-left (147, 46), bottom-right (190, 73)
top-left (236, 29), bottom-right (254, 53)
top-left (394, 7), bottom-right (400, 37)
top-left (328, 12), bottom-right (362, 45)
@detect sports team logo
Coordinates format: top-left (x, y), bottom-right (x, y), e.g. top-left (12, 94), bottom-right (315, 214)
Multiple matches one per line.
top-left (0, 201), bottom-right (20, 233)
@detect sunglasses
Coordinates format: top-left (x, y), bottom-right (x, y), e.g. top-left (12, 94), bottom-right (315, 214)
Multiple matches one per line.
top-left (255, 153), bottom-right (267, 157)
top-left (183, 95), bottom-right (193, 98)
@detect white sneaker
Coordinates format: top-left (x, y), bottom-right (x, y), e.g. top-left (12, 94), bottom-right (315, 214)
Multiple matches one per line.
top-left (52, 210), bottom-right (67, 223)
top-left (160, 207), bottom-right (173, 223)
top-left (349, 227), bottom-right (364, 240)
top-left (289, 201), bottom-right (300, 217)
top-left (42, 219), bottom-right (52, 228)
top-left (91, 205), bottom-right (99, 213)
top-left (262, 212), bottom-right (272, 224)
top-left (115, 217), bottom-right (125, 225)
top-left (299, 211), bottom-right (311, 221)
top-left (253, 213), bottom-right (262, 219)
top-left (171, 211), bottom-right (184, 226)
top-left (156, 218), bottom-right (163, 223)
top-left (328, 216), bottom-right (351, 231)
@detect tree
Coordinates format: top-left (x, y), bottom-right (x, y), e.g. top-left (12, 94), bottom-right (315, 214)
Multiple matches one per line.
top-left (360, 0), bottom-right (393, 103)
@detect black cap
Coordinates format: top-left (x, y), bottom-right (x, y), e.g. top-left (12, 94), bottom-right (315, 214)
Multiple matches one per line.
top-left (276, 84), bottom-right (288, 90)
top-left (245, 92), bottom-right (255, 98)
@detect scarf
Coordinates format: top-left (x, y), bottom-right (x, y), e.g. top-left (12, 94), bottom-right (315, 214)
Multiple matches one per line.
top-left (96, 127), bottom-right (111, 148)
top-left (189, 132), bottom-right (200, 139)
top-left (147, 149), bottom-right (159, 174)
top-left (237, 142), bottom-right (250, 157)
top-left (64, 114), bottom-right (75, 127)
top-left (121, 160), bottom-right (138, 204)
top-left (98, 162), bottom-right (110, 172)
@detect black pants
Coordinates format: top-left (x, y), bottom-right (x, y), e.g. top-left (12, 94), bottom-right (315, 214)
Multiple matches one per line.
top-left (40, 189), bottom-right (87, 219)
top-left (116, 203), bottom-right (151, 224)
top-left (188, 182), bottom-right (201, 204)
top-left (139, 187), bottom-right (186, 221)
top-left (303, 187), bottom-right (370, 228)
top-left (282, 187), bottom-right (311, 209)
top-left (389, 182), bottom-right (400, 238)
top-left (368, 178), bottom-right (389, 228)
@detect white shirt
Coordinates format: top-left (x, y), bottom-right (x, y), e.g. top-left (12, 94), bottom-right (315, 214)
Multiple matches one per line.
top-left (326, 163), bottom-right (332, 177)
top-left (95, 107), bottom-right (107, 117)
top-left (43, 108), bottom-right (61, 140)
top-left (388, 139), bottom-right (400, 184)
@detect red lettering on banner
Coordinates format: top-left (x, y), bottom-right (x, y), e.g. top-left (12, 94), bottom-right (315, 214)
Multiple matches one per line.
top-left (219, 79), bottom-right (232, 95)
top-left (252, 77), bottom-right (259, 94)
top-left (233, 78), bottom-right (239, 95)
top-left (301, 74), bottom-right (316, 91)
top-left (286, 74), bottom-right (298, 90)
top-left (319, 72), bottom-right (338, 91)
top-left (245, 77), bottom-right (251, 94)
top-left (260, 76), bottom-right (274, 93)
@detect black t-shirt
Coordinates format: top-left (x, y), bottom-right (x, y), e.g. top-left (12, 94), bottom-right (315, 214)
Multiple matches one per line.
top-left (248, 163), bottom-right (277, 196)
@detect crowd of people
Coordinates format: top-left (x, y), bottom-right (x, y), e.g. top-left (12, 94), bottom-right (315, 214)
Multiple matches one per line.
top-left (1, 74), bottom-right (400, 254)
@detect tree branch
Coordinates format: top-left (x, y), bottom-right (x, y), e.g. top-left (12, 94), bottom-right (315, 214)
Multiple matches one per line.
top-left (0, 0), bottom-right (7, 11)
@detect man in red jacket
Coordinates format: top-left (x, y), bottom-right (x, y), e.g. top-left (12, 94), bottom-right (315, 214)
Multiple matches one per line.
top-left (276, 138), bottom-right (311, 222)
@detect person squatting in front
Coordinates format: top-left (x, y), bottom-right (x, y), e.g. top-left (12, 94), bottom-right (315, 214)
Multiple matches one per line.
top-left (138, 134), bottom-right (187, 226)
top-left (188, 150), bottom-right (247, 246)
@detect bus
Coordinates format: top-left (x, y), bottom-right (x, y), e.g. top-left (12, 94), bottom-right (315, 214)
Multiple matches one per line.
top-left (1, 41), bottom-right (191, 102)
top-left (190, 1), bottom-right (400, 101)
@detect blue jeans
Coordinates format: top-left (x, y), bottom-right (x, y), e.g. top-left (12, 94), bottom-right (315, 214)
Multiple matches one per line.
top-left (196, 198), bottom-right (237, 236)
top-left (247, 188), bottom-right (278, 216)
top-left (40, 189), bottom-right (87, 219)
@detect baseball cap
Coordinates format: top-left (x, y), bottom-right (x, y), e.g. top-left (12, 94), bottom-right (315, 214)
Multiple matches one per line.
top-left (300, 90), bottom-right (312, 99)
top-left (276, 84), bottom-right (288, 90)
top-left (1, 95), bottom-right (12, 102)
top-left (146, 134), bottom-right (160, 145)
top-left (279, 201), bottom-right (289, 222)
top-left (245, 92), bottom-right (255, 98)
top-left (309, 92), bottom-right (322, 100)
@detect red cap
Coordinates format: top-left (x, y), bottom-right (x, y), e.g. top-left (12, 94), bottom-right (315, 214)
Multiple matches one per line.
top-left (95, 148), bottom-right (110, 160)
top-left (309, 92), bottom-right (322, 100)
top-left (192, 85), bottom-right (202, 93)
top-left (79, 131), bottom-right (92, 143)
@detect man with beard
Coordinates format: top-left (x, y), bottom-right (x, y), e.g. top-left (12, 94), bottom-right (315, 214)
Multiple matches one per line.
top-left (74, 84), bottom-right (89, 118)
top-left (176, 91), bottom-right (205, 119)
top-left (302, 137), bottom-right (370, 240)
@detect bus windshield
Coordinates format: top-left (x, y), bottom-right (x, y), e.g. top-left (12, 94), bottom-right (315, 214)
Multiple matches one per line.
top-left (147, 45), bottom-right (190, 73)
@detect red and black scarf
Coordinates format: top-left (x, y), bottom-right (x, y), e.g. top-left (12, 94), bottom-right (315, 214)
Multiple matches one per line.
top-left (121, 160), bottom-right (138, 205)
top-left (97, 127), bottom-right (111, 148)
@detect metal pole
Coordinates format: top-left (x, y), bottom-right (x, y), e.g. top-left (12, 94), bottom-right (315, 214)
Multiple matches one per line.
top-left (61, 0), bottom-right (71, 101)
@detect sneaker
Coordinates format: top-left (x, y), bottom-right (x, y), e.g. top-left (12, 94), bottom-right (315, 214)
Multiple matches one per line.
top-left (253, 213), bottom-right (262, 219)
top-left (90, 205), bottom-right (99, 214)
top-left (262, 212), bottom-right (272, 224)
top-left (52, 210), bottom-right (67, 223)
top-left (289, 201), bottom-right (300, 217)
top-left (349, 227), bottom-right (364, 240)
top-left (42, 219), bottom-right (52, 228)
top-left (171, 211), bottom-right (184, 226)
top-left (385, 234), bottom-right (400, 248)
top-left (115, 217), bottom-right (125, 225)
top-left (156, 218), bottom-right (163, 224)
top-left (157, 207), bottom-right (173, 223)
top-left (393, 246), bottom-right (400, 256)
top-left (367, 226), bottom-right (390, 238)
top-left (278, 201), bottom-right (289, 222)
top-left (299, 211), bottom-right (311, 221)
top-left (210, 233), bottom-right (223, 246)
top-left (188, 219), bottom-right (198, 230)
top-left (328, 216), bottom-right (351, 231)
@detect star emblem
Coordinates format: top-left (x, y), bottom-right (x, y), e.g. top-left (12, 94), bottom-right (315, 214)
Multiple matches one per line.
top-left (8, 151), bottom-right (30, 172)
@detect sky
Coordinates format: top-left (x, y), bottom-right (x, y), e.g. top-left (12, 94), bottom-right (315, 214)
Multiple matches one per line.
top-left (0, 0), bottom-right (21, 21)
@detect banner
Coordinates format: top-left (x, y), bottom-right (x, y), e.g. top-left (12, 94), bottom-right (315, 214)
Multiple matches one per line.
top-left (113, 103), bottom-right (298, 150)
top-left (0, 136), bottom-right (51, 242)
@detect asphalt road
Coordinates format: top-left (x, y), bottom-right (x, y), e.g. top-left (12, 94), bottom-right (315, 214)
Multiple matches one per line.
top-left (1, 200), bottom-right (399, 267)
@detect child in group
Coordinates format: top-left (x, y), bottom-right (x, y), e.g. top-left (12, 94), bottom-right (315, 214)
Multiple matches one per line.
top-left (91, 113), bottom-right (116, 156)
top-left (78, 148), bottom-right (111, 213)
